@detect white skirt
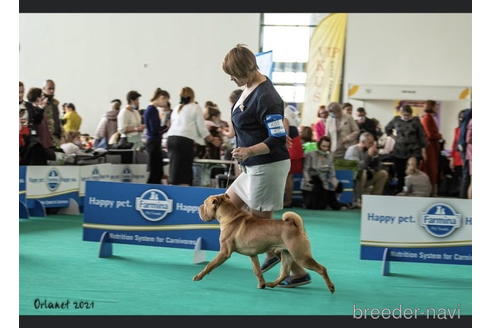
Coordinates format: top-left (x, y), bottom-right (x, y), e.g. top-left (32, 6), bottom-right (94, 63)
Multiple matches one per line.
top-left (227, 159), bottom-right (290, 212)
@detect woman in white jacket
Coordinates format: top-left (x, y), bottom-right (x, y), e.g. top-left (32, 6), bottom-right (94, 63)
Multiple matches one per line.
top-left (166, 87), bottom-right (220, 186)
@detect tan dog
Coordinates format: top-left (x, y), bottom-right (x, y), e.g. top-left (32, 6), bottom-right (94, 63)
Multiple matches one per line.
top-left (193, 193), bottom-right (335, 293)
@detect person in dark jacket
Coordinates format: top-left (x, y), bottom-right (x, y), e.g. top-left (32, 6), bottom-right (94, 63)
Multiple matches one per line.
top-left (144, 88), bottom-right (170, 184)
top-left (384, 105), bottom-right (427, 193)
top-left (355, 107), bottom-right (381, 140)
top-left (20, 88), bottom-right (48, 165)
top-left (42, 79), bottom-right (63, 148)
top-left (458, 108), bottom-right (472, 198)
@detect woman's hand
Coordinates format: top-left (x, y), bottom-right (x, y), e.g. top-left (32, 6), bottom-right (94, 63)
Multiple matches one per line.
top-left (232, 147), bottom-right (252, 162)
top-left (421, 148), bottom-right (427, 162)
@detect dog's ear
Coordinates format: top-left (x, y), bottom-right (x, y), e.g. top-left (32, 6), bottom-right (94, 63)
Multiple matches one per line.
top-left (224, 193), bottom-right (230, 199)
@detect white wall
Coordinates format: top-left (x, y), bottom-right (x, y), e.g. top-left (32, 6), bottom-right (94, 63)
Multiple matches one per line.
top-left (343, 13), bottom-right (471, 147)
top-left (20, 14), bottom-right (260, 134)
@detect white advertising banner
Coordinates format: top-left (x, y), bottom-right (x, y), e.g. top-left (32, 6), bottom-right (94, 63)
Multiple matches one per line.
top-left (79, 164), bottom-right (112, 196)
top-left (360, 195), bottom-right (471, 265)
top-left (108, 164), bottom-right (149, 184)
top-left (26, 166), bottom-right (80, 207)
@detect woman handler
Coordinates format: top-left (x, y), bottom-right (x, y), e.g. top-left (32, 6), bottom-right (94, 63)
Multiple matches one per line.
top-left (222, 44), bottom-right (311, 287)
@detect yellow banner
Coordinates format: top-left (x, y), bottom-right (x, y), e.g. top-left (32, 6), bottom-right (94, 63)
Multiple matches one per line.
top-left (302, 13), bottom-right (348, 126)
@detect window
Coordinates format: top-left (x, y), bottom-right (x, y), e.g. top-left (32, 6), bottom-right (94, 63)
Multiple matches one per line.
top-left (260, 13), bottom-right (329, 105)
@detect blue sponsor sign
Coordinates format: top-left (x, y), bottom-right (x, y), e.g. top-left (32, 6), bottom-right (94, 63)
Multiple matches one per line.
top-left (83, 181), bottom-right (224, 251)
top-left (19, 166), bottom-right (27, 204)
top-left (336, 170), bottom-right (354, 204)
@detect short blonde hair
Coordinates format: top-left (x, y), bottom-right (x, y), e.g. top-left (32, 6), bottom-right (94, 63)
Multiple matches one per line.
top-left (222, 44), bottom-right (259, 79)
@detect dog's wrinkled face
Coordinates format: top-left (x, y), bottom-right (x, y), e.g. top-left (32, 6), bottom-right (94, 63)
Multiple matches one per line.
top-left (198, 194), bottom-right (229, 222)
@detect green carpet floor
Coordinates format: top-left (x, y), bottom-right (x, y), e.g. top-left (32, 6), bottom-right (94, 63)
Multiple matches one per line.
top-left (20, 209), bottom-right (471, 315)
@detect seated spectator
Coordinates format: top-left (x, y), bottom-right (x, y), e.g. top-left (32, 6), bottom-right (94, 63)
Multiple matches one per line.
top-left (301, 136), bottom-right (346, 210)
top-left (80, 133), bottom-right (93, 150)
top-left (397, 157), bottom-right (432, 197)
top-left (356, 107), bottom-right (381, 140)
top-left (345, 132), bottom-right (389, 206)
top-left (94, 99), bottom-right (121, 149)
top-left (62, 103), bottom-right (82, 133)
top-left (60, 131), bottom-right (84, 155)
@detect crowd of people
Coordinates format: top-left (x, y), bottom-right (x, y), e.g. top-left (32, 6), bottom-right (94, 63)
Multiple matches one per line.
top-left (18, 74), bottom-right (472, 208)
top-left (306, 100), bottom-right (472, 206)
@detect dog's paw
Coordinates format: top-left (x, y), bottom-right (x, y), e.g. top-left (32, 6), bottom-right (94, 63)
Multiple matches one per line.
top-left (192, 274), bottom-right (203, 281)
top-left (257, 282), bottom-right (266, 289)
top-left (265, 282), bottom-right (277, 288)
top-left (329, 284), bottom-right (335, 294)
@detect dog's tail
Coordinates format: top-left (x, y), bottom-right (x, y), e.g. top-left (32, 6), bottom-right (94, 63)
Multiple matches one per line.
top-left (282, 211), bottom-right (304, 233)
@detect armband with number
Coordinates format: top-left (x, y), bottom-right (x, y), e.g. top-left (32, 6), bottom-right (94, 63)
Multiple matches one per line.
top-left (264, 114), bottom-right (286, 138)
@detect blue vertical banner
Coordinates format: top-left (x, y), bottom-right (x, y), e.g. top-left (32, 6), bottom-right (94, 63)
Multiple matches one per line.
top-left (256, 50), bottom-right (274, 79)
top-left (19, 166), bottom-right (27, 205)
top-left (83, 181), bottom-right (224, 251)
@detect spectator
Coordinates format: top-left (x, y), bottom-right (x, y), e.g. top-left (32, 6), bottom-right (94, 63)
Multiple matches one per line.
top-left (466, 118), bottom-right (472, 199)
top-left (20, 87), bottom-right (48, 165)
top-left (144, 88), bottom-right (170, 184)
top-left (61, 103), bottom-right (68, 116)
top-left (378, 131), bottom-right (396, 157)
top-left (159, 97), bottom-right (173, 133)
top-left (397, 157), bottom-right (432, 197)
top-left (118, 90), bottom-right (145, 150)
top-left (449, 110), bottom-right (465, 185)
top-left (325, 102), bottom-right (360, 158)
top-left (19, 82), bottom-right (29, 148)
top-left (384, 105), bottom-right (427, 193)
top-left (203, 106), bottom-right (223, 160)
top-left (284, 104), bottom-right (303, 207)
top-left (345, 132), bottom-right (388, 206)
top-left (458, 108), bottom-right (472, 198)
top-left (301, 136), bottom-right (346, 210)
top-left (62, 103), bottom-right (82, 133)
top-left (342, 102), bottom-right (353, 117)
top-left (60, 131), bottom-right (84, 155)
top-left (300, 125), bottom-right (317, 153)
top-left (42, 79), bottom-right (63, 148)
top-left (166, 87), bottom-right (218, 186)
top-left (219, 89), bottom-right (242, 162)
top-left (312, 105), bottom-right (328, 141)
top-left (229, 89), bottom-right (242, 106)
top-left (94, 99), bottom-right (121, 149)
top-left (420, 100), bottom-right (442, 196)
top-left (356, 107), bottom-right (380, 140)
top-left (80, 133), bottom-right (93, 150)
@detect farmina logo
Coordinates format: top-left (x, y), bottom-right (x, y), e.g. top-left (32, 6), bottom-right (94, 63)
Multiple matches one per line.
top-left (122, 166), bottom-right (132, 182)
top-left (136, 189), bottom-right (173, 222)
top-left (420, 203), bottom-right (462, 238)
top-left (46, 168), bottom-right (61, 191)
